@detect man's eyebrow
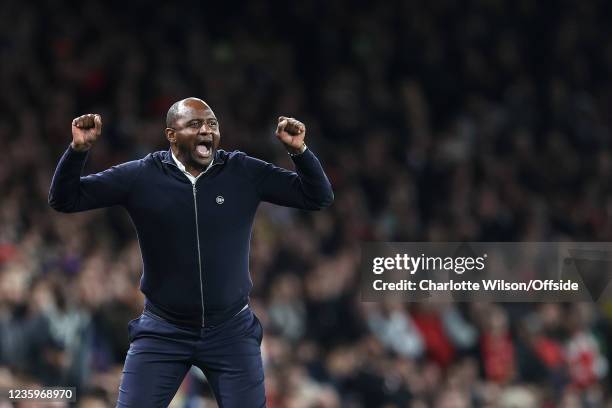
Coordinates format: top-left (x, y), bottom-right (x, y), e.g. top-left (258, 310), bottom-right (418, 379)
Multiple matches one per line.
top-left (198, 117), bottom-right (218, 122)
top-left (187, 118), bottom-right (218, 124)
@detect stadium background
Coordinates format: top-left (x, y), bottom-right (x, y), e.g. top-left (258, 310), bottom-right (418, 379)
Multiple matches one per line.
top-left (1, 0), bottom-right (612, 406)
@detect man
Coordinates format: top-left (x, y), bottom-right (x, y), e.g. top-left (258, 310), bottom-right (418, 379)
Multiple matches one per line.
top-left (48, 97), bottom-right (334, 407)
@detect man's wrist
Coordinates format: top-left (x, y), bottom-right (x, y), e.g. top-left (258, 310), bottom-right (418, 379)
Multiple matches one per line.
top-left (287, 143), bottom-right (307, 157)
top-left (70, 142), bottom-right (91, 152)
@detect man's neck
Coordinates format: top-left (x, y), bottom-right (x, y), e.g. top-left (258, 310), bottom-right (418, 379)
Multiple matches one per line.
top-left (170, 148), bottom-right (211, 178)
top-left (186, 168), bottom-right (202, 178)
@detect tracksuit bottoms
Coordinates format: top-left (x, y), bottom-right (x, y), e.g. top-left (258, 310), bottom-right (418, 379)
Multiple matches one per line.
top-left (116, 307), bottom-right (265, 407)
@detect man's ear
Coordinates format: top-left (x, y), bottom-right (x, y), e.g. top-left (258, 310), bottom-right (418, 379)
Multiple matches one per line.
top-left (165, 128), bottom-right (175, 143)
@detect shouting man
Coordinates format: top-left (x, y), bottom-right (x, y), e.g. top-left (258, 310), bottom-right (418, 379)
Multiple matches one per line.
top-left (49, 97), bottom-right (334, 407)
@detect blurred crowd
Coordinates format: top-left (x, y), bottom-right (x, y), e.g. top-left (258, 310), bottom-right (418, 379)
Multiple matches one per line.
top-left (2, 0), bottom-right (612, 406)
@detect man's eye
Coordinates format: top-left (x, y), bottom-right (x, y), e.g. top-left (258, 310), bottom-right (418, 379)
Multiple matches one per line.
top-left (209, 121), bottom-right (218, 128)
top-left (190, 122), bottom-right (202, 128)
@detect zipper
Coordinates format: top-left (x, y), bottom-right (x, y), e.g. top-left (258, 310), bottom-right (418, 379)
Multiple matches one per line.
top-left (163, 154), bottom-right (222, 328)
top-left (192, 184), bottom-right (205, 327)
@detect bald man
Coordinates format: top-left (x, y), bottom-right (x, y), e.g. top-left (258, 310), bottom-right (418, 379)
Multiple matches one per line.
top-left (49, 98), bottom-right (334, 407)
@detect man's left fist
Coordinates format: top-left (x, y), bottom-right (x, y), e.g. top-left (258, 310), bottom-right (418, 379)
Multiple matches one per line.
top-left (276, 116), bottom-right (306, 155)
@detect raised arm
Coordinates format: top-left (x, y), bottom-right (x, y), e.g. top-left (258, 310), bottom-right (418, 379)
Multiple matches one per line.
top-left (243, 116), bottom-right (334, 210)
top-left (48, 114), bottom-right (140, 213)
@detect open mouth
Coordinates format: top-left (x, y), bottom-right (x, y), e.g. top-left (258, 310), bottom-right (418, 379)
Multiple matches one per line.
top-left (195, 140), bottom-right (213, 158)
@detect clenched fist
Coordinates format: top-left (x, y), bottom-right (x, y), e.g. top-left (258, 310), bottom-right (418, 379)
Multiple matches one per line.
top-left (276, 116), bottom-right (306, 155)
top-left (71, 114), bottom-right (102, 152)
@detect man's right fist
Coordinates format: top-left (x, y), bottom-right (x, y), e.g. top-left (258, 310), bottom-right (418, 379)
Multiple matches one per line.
top-left (71, 113), bottom-right (102, 152)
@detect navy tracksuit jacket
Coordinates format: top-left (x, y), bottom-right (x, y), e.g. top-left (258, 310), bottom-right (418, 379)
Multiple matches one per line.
top-left (48, 146), bottom-right (334, 327)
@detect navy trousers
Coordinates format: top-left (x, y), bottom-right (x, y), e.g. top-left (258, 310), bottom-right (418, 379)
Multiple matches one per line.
top-left (116, 307), bottom-right (265, 408)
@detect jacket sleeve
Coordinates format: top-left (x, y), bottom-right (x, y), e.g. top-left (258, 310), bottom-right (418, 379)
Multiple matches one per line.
top-left (48, 146), bottom-right (141, 213)
top-left (242, 148), bottom-right (334, 210)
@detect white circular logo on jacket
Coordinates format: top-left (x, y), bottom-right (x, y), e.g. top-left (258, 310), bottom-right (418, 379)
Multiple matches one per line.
top-left (216, 196), bottom-right (224, 204)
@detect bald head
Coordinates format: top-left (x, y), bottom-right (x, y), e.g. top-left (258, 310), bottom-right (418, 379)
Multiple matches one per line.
top-left (166, 97), bottom-right (211, 128)
top-left (164, 97), bottom-right (220, 172)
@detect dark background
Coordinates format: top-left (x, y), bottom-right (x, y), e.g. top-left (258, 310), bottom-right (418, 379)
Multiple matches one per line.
top-left (1, 0), bottom-right (612, 406)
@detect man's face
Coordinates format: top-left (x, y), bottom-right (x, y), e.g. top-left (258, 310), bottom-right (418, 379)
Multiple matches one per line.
top-left (167, 99), bottom-right (220, 169)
